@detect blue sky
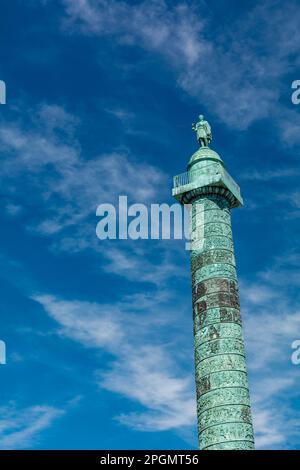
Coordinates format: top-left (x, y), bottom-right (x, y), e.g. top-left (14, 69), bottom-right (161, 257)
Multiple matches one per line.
top-left (0, 0), bottom-right (300, 450)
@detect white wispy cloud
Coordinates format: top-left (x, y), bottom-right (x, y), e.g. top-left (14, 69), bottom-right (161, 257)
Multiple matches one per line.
top-left (0, 99), bottom-right (194, 441)
top-left (26, 230), bottom-right (300, 448)
top-left (34, 295), bottom-right (124, 348)
top-left (0, 103), bottom-right (183, 285)
top-left (0, 404), bottom-right (64, 449)
top-left (33, 265), bottom-right (300, 448)
top-left (251, 371), bottom-right (300, 449)
top-left (241, 258), bottom-right (300, 372)
top-left (245, 305), bottom-right (300, 371)
top-left (100, 345), bottom-right (196, 432)
top-left (33, 292), bottom-right (197, 436)
top-left (240, 256), bottom-right (300, 449)
top-left (253, 407), bottom-right (291, 449)
top-left (2, 1), bottom-right (299, 449)
top-left (240, 168), bottom-right (300, 181)
top-left (99, 241), bottom-right (188, 285)
top-left (0, 103), bottom-right (167, 217)
top-left (279, 191), bottom-right (300, 210)
top-left (61, 0), bottom-right (300, 138)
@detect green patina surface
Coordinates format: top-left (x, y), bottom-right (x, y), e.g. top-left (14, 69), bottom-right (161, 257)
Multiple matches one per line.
top-left (172, 116), bottom-right (254, 450)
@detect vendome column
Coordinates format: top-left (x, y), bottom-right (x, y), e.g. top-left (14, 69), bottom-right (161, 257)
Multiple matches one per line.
top-left (172, 115), bottom-right (255, 450)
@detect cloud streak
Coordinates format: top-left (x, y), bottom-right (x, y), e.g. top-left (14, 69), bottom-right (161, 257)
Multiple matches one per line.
top-left (33, 292), bottom-right (197, 435)
top-left (0, 103), bottom-right (183, 285)
top-left (240, 256), bottom-right (300, 448)
top-left (0, 404), bottom-right (64, 449)
top-left (61, 0), bottom-right (300, 138)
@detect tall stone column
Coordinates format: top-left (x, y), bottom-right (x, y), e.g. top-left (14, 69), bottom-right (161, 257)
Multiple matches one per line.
top-left (172, 117), bottom-right (255, 450)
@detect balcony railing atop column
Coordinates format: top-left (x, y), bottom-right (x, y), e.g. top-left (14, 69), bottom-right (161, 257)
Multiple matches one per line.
top-left (173, 165), bottom-right (241, 199)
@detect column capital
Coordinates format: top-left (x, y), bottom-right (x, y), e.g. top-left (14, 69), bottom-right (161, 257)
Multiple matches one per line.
top-left (172, 147), bottom-right (243, 208)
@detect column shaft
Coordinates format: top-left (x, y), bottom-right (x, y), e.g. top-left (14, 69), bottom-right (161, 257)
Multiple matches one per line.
top-left (190, 191), bottom-right (255, 450)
